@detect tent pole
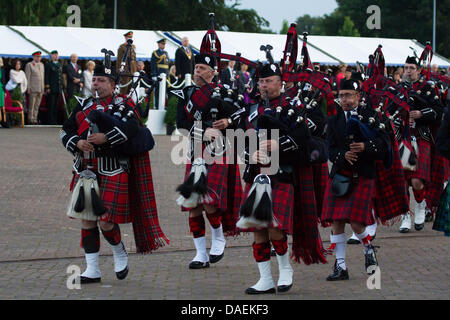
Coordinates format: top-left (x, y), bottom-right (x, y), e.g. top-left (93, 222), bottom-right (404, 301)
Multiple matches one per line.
top-left (433, 0), bottom-right (436, 52)
top-left (114, 0), bottom-right (117, 29)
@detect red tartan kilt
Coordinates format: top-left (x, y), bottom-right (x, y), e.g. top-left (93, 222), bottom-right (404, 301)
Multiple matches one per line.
top-left (70, 170), bottom-right (130, 223)
top-left (405, 138), bottom-right (431, 183)
top-left (426, 151), bottom-right (450, 208)
top-left (321, 176), bottom-right (376, 226)
top-left (181, 162), bottom-right (229, 211)
top-left (312, 163), bottom-right (329, 217)
top-left (238, 180), bottom-right (294, 234)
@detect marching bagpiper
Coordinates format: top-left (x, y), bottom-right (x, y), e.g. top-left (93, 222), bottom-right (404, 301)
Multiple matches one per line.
top-left (398, 50), bottom-right (445, 233)
top-left (236, 27), bottom-right (328, 294)
top-left (174, 52), bottom-right (244, 269)
top-left (61, 58), bottom-right (168, 284)
top-left (321, 77), bottom-right (392, 281)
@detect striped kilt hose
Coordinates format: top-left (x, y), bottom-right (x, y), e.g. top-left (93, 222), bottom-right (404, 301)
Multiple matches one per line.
top-left (70, 169), bottom-right (130, 223)
top-left (238, 180), bottom-right (294, 234)
top-left (405, 138), bottom-right (431, 184)
top-left (321, 175), bottom-right (376, 226)
top-left (181, 162), bottom-right (229, 212)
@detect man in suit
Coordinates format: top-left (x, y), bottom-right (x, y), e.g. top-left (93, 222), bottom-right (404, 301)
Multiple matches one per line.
top-left (175, 37), bottom-right (194, 83)
top-left (45, 50), bottom-right (63, 125)
top-left (117, 31), bottom-right (137, 94)
top-left (65, 53), bottom-right (84, 99)
top-left (219, 60), bottom-right (235, 88)
top-left (25, 51), bottom-right (45, 124)
top-left (151, 39), bottom-right (169, 108)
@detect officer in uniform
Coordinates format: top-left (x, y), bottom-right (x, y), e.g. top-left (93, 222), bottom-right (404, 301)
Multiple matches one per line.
top-left (151, 39), bottom-right (169, 108)
top-left (45, 50), bottom-right (63, 125)
top-left (117, 31), bottom-right (137, 95)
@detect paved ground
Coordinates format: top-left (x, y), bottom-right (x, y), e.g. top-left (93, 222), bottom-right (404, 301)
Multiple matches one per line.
top-left (0, 127), bottom-right (449, 300)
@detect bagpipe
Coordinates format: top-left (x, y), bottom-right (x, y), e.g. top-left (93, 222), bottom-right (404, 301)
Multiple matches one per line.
top-left (67, 121), bottom-right (107, 221)
top-left (175, 13), bottom-right (249, 209)
top-left (360, 45), bottom-right (420, 171)
top-left (237, 25), bottom-right (326, 229)
top-left (85, 49), bottom-right (156, 156)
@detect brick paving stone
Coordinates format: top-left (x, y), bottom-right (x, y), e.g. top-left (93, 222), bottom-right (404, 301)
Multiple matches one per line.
top-left (0, 128), bottom-right (449, 300)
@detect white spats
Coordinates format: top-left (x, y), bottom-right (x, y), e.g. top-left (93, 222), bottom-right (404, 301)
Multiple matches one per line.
top-left (111, 241), bottom-right (128, 273)
top-left (275, 252), bottom-right (293, 287)
top-left (414, 199), bottom-right (426, 225)
top-left (399, 213), bottom-right (412, 232)
top-left (192, 236), bottom-right (209, 263)
top-left (331, 233), bottom-right (347, 270)
top-left (250, 260), bottom-right (275, 292)
top-left (81, 252), bottom-right (101, 279)
top-left (209, 225), bottom-right (226, 256)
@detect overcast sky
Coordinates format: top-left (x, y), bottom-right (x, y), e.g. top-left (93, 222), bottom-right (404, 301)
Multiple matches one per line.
top-left (228, 0), bottom-right (338, 33)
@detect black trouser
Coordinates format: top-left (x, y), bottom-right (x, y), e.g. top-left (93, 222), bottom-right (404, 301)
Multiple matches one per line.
top-left (47, 92), bottom-right (59, 125)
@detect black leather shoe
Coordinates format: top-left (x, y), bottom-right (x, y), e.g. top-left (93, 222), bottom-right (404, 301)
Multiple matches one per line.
top-left (347, 238), bottom-right (361, 245)
top-left (116, 266), bottom-right (129, 280)
top-left (189, 261), bottom-right (210, 269)
top-left (365, 245), bottom-right (379, 275)
top-left (414, 223), bottom-right (424, 231)
top-left (245, 287), bottom-right (276, 295)
top-left (277, 284), bottom-right (293, 293)
top-left (326, 260), bottom-right (349, 281)
top-left (80, 276), bottom-right (101, 284)
top-left (209, 253), bottom-right (224, 264)
top-left (425, 211), bottom-right (433, 222)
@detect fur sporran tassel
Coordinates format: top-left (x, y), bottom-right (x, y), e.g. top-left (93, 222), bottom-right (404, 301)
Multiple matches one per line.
top-left (237, 174), bottom-right (274, 229)
top-left (176, 158), bottom-right (208, 208)
top-left (91, 181), bottom-right (107, 216)
top-left (74, 181), bottom-right (85, 212)
top-left (67, 170), bottom-right (100, 221)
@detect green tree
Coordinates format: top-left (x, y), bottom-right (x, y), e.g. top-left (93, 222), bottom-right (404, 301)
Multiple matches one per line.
top-left (334, 0), bottom-right (449, 58)
top-left (295, 14), bottom-right (323, 35)
top-left (338, 16), bottom-right (360, 37)
top-left (280, 19), bottom-right (289, 34)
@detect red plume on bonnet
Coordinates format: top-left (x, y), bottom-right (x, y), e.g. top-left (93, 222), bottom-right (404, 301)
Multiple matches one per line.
top-left (280, 23), bottom-right (298, 74)
top-left (300, 32), bottom-right (313, 72)
top-left (419, 42), bottom-right (433, 81)
top-left (372, 45), bottom-right (385, 77)
top-left (200, 13), bottom-right (222, 72)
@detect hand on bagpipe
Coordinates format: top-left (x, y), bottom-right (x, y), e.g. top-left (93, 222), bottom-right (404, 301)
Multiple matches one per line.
top-left (86, 103), bottom-right (154, 155)
top-left (198, 80), bottom-right (248, 130)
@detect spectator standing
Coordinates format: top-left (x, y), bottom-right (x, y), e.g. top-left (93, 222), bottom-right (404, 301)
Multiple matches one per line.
top-left (117, 31), bottom-right (137, 94)
top-left (9, 59), bottom-right (28, 95)
top-left (219, 60), bottom-right (235, 87)
top-left (65, 53), bottom-right (84, 99)
top-left (151, 39), bottom-right (169, 108)
top-left (82, 60), bottom-right (95, 98)
top-left (336, 63), bottom-right (347, 90)
top-left (25, 51), bottom-right (45, 125)
top-left (175, 37), bottom-right (194, 83)
top-left (45, 50), bottom-right (63, 125)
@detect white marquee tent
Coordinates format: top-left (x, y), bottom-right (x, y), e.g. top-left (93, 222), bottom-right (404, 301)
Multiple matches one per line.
top-left (1, 25), bottom-right (449, 67)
